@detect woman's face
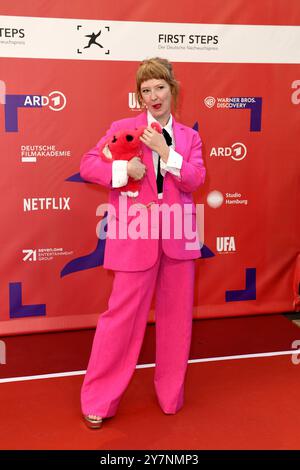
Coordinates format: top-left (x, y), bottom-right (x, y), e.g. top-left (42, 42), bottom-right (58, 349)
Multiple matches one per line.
top-left (140, 78), bottom-right (172, 125)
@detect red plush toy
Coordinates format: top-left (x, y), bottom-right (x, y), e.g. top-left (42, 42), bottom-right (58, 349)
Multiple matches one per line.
top-left (100, 122), bottom-right (162, 197)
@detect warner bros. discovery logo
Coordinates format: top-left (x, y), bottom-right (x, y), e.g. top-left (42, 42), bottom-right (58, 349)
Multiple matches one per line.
top-left (0, 80), bottom-right (66, 132)
top-left (204, 95), bottom-right (262, 131)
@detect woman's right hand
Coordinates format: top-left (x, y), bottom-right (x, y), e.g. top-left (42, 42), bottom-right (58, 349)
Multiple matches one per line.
top-left (127, 157), bottom-right (147, 180)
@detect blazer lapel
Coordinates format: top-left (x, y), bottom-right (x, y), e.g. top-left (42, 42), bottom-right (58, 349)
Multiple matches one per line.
top-left (135, 112), bottom-right (158, 198)
top-left (133, 113), bottom-right (187, 199)
top-left (172, 118), bottom-right (186, 157)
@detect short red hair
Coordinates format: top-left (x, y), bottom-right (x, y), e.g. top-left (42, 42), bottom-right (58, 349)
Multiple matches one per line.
top-left (136, 57), bottom-right (180, 111)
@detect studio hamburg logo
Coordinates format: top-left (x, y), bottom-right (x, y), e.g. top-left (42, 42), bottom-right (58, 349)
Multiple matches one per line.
top-left (77, 24), bottom-right (110, 55)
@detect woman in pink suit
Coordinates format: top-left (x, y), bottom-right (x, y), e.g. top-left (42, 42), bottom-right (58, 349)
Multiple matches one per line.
top-left (80, 57), bottom-right (206, 429)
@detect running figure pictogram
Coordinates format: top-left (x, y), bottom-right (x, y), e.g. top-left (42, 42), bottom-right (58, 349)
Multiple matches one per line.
top-left (84, 30), bottom-right (103, 49)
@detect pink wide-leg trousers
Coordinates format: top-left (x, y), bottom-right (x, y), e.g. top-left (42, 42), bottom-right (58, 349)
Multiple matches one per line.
top-left (81, 237), bottom-right (195, 418)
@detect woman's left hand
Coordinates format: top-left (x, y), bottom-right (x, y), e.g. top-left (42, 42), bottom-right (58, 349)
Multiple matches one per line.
top-left (140, 127), bottom-right (170, 163)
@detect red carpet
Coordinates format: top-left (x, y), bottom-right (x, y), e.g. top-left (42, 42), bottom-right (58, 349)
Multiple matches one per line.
top-left (0, 314), bottom-right (299, 449)
top-left (0, 315), bottom-right (299, 379)
top-left (0, 354), bottom-right (299, 450)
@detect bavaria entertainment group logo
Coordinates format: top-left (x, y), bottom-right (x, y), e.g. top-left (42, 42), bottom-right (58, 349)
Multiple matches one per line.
top-left (0, 80), bottom-right (66, 132)
top-left (204, 95), bottom-right (262, 131)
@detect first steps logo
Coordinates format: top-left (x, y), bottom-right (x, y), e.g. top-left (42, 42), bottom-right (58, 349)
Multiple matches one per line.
top-left (0, 26), bottom-right (25, 45)
top-left (0, 27), bottom-right (25, 38)
top-left (0, 80), bottom-right (66, 132)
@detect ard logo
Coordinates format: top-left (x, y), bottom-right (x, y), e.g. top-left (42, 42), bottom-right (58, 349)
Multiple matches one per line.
top-left (0, 80), bottom-right (67, 132)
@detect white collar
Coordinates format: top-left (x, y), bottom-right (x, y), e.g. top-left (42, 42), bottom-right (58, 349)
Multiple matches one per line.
top-left (147, 111), bottom-right (173, 134)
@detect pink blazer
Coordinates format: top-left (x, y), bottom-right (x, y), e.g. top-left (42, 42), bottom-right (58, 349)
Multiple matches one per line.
top-left (80, 112), bottom-right (206, 271)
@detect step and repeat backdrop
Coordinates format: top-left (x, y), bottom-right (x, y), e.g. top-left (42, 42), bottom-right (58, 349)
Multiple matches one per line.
top-left (0, 1), bottom-right (299, 335)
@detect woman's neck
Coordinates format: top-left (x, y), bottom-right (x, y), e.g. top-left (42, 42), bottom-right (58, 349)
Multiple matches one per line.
top-left (146, 110), bottom-right (172, 128)
top-left (153, 113), bottom-right (171, 128)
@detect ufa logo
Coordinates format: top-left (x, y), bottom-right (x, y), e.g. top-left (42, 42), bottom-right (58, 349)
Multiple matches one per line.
top-left (128, 92), bottom-right (141, 111)
top-left (0, 80), bottom-right (67, 132)
top-left (217, 236), bottom-right (236, 253)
